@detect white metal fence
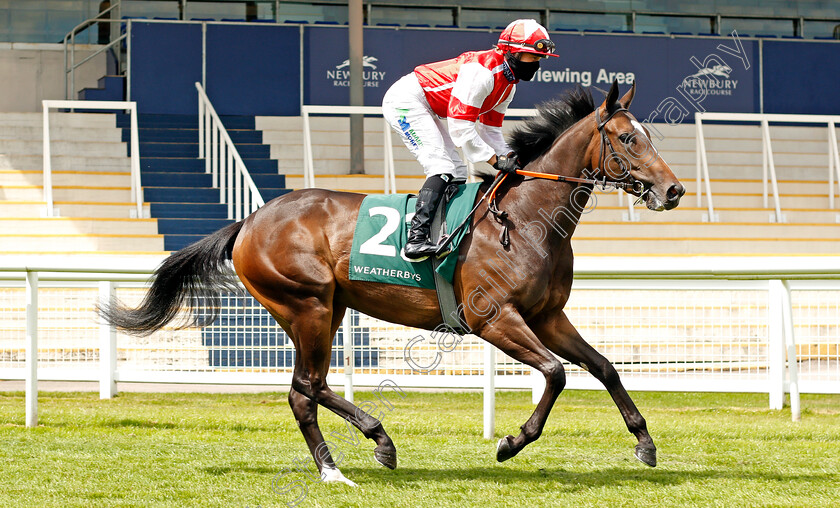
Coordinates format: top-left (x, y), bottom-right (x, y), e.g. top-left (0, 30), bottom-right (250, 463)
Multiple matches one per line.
top-left (2, 257), bottom-right (839, 431)
top-left (196, 82), bottom-right (265, 221)
top-left (41, 101), bottom-right (142, 218)
top-left (695, 112), bottom-right (840, 222)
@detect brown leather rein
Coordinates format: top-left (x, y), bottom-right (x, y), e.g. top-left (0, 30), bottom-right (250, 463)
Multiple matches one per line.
top-left (434, 106), bottom-right (644, 255)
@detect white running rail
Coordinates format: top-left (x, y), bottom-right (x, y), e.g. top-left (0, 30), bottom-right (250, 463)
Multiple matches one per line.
top-left (196, 82), bottom-right (265, 221)
top-left (41, 100), bottom-right (142, 218)
top-left (5, 255), bottom-right (839, 428)
top-left (696, 112), bottom-right (840, 223)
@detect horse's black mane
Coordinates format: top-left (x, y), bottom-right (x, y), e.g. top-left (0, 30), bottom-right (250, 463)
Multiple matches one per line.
top-left (508, 86), bottom-right (597, 166)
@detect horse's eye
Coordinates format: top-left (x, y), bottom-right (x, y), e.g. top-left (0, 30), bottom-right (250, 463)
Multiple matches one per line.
top-left (618, 133), bottom-right (634, 145)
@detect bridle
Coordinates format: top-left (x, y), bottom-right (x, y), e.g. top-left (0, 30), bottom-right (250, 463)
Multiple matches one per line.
top-left (433, 105), bottom-right (647, 254)
top-left (512, 105), bottom-right (644, 194)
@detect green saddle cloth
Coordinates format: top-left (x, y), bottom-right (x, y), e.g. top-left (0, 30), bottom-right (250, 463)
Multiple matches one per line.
top-left (349, 183), bottom-right (481, 289)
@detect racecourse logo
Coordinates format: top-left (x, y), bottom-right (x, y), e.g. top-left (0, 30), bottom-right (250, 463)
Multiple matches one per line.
top-left (327, 55), bottom-right (386, 88)
top-left (680, 62), bottom-right (738, 97)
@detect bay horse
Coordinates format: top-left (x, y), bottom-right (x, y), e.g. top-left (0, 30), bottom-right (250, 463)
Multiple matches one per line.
top-left (102, 80), bottom-right (684, 486)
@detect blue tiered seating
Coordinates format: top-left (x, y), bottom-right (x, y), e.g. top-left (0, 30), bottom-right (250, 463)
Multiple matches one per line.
top-left (115, 114), bottom-right (290, 251)
top-left (202, 298), bottom-right (378, 368)
top-left (77, 75), bottom-right (125, 101)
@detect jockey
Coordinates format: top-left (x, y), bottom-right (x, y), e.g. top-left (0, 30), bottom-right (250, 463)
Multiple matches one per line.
top-left (382, 19), bottom-right (558, 260)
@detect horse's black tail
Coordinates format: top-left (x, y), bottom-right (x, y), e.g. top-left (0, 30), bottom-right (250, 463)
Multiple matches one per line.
top-left (98, 220), bottom-right (245, 336)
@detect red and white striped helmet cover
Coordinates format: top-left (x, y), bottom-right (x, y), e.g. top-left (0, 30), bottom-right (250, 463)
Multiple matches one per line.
top-left (497, 19), bottom-right (559, 57)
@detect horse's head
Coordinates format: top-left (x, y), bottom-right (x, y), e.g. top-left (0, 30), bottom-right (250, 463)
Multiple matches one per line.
top-left (590, 80), bottom-right (685, 211)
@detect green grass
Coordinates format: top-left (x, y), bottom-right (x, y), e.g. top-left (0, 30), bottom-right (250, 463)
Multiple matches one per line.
top-left (1, 389), bottom-right (838, 507)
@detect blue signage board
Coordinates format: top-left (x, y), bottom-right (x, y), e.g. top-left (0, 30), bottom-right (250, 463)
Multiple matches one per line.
top-left (304, 26), bottom-right (498, 107)
top-left (127, 22), bottom-right (835, 118)
top-left (762, 40), bottom-right (840, 115)
top-left (304, 27), bottom-right (759, 123)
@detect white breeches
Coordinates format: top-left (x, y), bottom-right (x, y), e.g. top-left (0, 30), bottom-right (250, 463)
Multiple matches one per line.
top-left (381, 73), bottom-right (468, 180)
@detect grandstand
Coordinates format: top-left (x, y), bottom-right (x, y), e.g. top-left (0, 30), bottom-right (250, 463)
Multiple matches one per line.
top-left (0, 0), bottom-right (838, 412)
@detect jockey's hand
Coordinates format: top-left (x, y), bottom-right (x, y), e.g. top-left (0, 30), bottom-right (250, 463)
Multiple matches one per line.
top-left (493, 153), bottom-right (521, 174)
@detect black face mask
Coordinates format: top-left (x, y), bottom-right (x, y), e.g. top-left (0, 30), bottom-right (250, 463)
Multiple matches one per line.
top-left (504, 53), bottom-right (540, 81)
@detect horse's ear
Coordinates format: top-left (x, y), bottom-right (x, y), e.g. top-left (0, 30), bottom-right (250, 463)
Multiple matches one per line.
top-left (619, 80), bottom-right (636, 109)
top-left (601, 79), bottom-right (619, 113)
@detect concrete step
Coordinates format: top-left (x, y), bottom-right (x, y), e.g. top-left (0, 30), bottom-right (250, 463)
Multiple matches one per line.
top-left (0, 234), bottom-right (165, 253)
top-left (0, 112), bottom-right (117, 128)
top-left (590, 190), bottom-right (833, 210)
top-left (283, 174), bottom-right (425, 192)
top-left (0, 201), bottom-right (150, 219)
top-left (0, 139), bottom-right (127, 157)
top-left (570, 237), bottom-right (840, 255)
top-left (662, 149), bottom-right (832, 167)
top-left (583, 206), bottom-right (840, 224)
top-left (664, 163), bottom-right (832, 182)
top-left (658, 136), bottom-right (835, 153)
top-left (1, 186), bottom-right (133, 202)
top-left (0, 154), bottom-right (131, 172)
top-left (0, 125), bottom-right (123, 142)
top-left (0, 170), bottom-right (132, 188)
top-left (574, 221), bottom-right (840, 239)
top-left (0, 217), bottom-right (159, 235)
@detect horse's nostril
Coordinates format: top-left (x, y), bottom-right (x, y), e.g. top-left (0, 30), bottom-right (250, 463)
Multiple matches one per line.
top-left (667, 184), bottom-right (684, 201)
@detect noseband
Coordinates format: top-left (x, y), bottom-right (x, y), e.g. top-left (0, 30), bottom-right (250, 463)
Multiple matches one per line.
top-left (594, 105), bottom-right (644, 194)
top-left (511, 106), bottom-right (644, 194)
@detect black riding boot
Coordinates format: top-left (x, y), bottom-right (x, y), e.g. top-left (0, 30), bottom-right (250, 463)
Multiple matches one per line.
top-left (404, 174), bottom-right (451, 259)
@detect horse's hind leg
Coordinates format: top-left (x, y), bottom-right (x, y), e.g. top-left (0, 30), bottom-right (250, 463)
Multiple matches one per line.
top-left (289, 302), bottom-right (398, 471)
top-left (532, 311), bottom-right (657, 467)
top-left (287, 386), bottom-right (357, 486)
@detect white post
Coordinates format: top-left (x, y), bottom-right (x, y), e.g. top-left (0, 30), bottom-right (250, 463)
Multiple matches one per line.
top-left (129, 104), bottom-right (142, 219)
top-left (25, 271), bottom-right (38, 427)
top-left (383, 120), bottom-right (396, 194)
top-left (212, 119), bottom-right (219, 188)
top-left (343, 311), bottom-right (354, 404)
top-left (220, 142), bottom-right (228, 204)
top-left (227, 157), bottom-right (234, 220)
top-left (531, 367), bottom-right (544, 405)
top-left (767, 280), bottom-right (785, 410)
top-left (762, 120), bottom-right (783, 223)
top-left (695, 116), bottom-right (702, 208)
top-left (829, 122), bottom-right (840, 210)
top-left (244, 177), bottom-right (251, 219)
top-left (198, 95), bottom-right (204, 159)
top-left (302, 109), bottom-right (314, 189)
top-left (762, 125), bottom-right (769, 209)
top-left (235, 163), bottom-right (243, 221)
top-left (42, 108), bottom-right (54, 217)
top-left (483, 341), bottom-right (495, 440)
top-left (99, 281), bottom-right (117, 399)
top-left (781, 281), bottom-right (800, 422)
top-left (204, 104), bottom-right (212, 177)
top-left (625, 191), bottom-right (636, 222)
top-left (696, 116), bottom-right (715, 221)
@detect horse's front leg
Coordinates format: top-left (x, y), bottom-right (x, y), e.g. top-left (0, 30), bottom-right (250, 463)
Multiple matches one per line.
top-left (476, 305), bottom-right (567, 462)
top-left (530, 311), bottom-right (657, 467)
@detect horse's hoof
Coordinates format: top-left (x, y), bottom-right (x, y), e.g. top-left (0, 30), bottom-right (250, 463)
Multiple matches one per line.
top-left (496, 435), bottom-right (517, 462)
top-left (374, 445), bottom-right (397, 470)
top-left (634, 445), bottom-right (657, 467)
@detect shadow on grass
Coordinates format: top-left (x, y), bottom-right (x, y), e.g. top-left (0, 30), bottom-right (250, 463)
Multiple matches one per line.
top-left (204, 465), bottom-right (279, 475)
top-left (107, 418), bottom-right (179, 429)
top-left (339, 466), bottom-right (836, 490)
